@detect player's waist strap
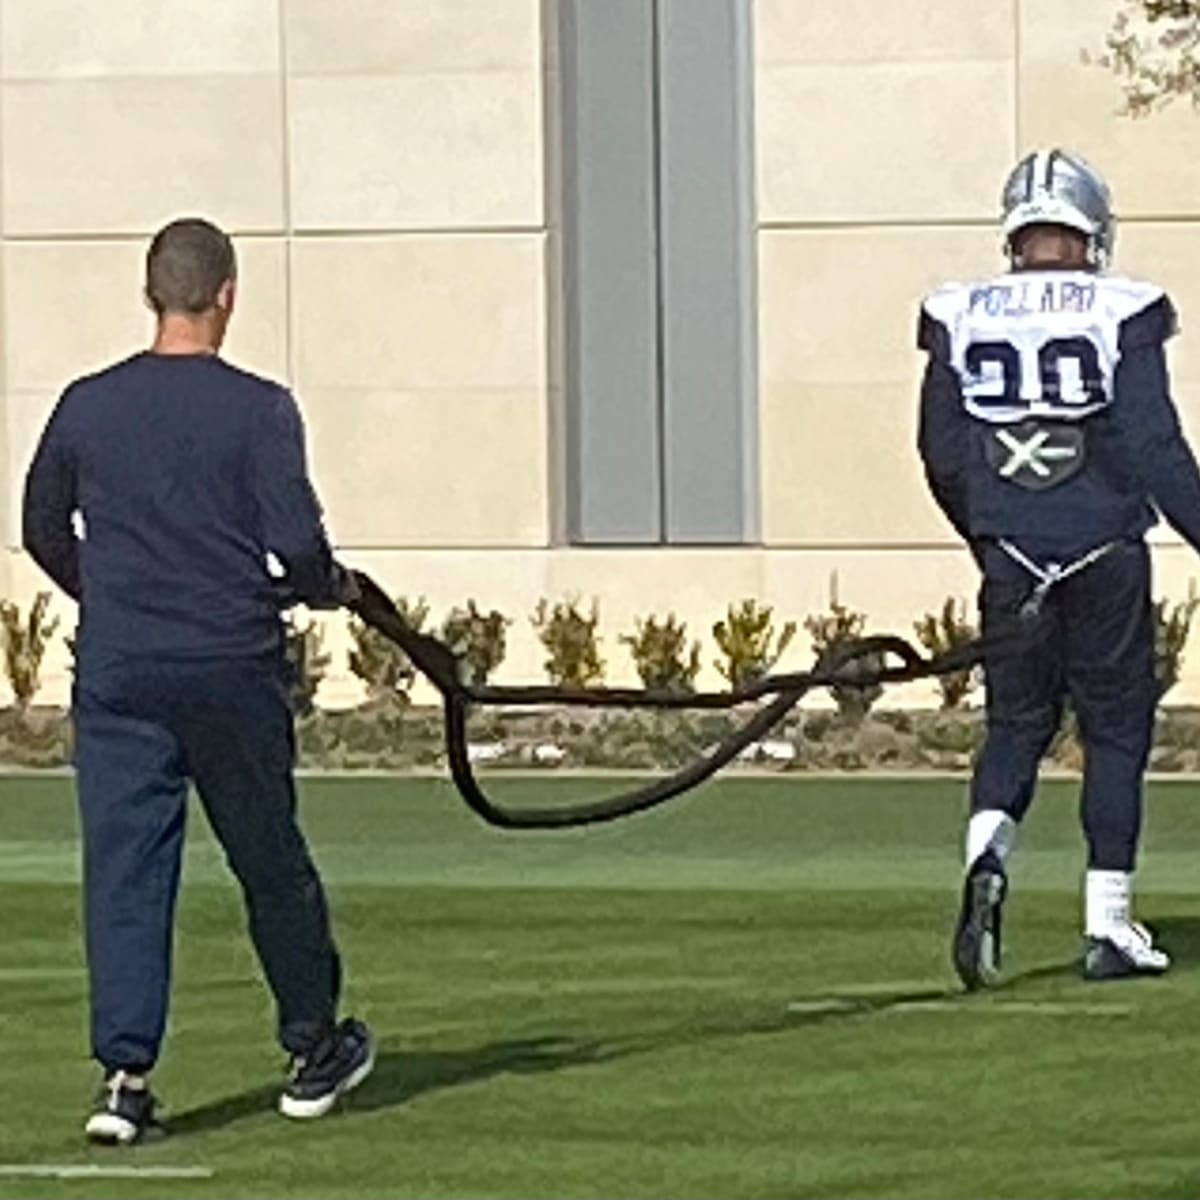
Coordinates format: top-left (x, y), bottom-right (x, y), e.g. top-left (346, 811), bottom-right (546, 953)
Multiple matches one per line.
top-left (996, 538), bottom-right (1117, 617)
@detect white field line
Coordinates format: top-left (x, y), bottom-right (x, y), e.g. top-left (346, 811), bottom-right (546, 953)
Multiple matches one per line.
top-left (786, 998), bottom-right (1133, 1017)
top-left (0, 1165), bottom-right (214, 1180)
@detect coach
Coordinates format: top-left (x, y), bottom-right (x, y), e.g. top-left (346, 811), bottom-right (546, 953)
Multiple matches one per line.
top-left (23, 218), bottom-right (374, 1143)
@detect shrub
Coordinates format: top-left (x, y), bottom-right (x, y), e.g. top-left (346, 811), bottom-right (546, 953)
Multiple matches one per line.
top-left (1086, 1), bottom-right (1200, 115)
top-left (348, 595), bottom-right (430, 704)
top-left (441, 601), bottom-right (510, 687)
top-left (0, 592), bottom-right (60, 714)
top-left (1155, 582), bottom-right (1200, 699)
top-left (913, 598), bottom-right (980, 709)
top-left (803, 593), bottom-right (882, 723)
top-left (712, 599), bottom-right (797, 690)
top-left (283, 614), bottom-right (330, 717)
top-left (916, 711), bottom-right (985, 756)
top-left (621, 614), bottom-right (701, 692)
top-left (531, 597), bottom-right (605, 688)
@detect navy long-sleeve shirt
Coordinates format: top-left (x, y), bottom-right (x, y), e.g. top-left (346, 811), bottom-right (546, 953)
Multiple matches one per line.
top-left (917, 272), bottom-right (1200, 560)
top-left (23, 352), bottom-right (346, 662)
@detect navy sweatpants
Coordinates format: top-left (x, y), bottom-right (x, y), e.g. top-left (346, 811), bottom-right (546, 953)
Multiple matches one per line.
top-left (73, 653), bottom-right (341, 1073)
top-left (971, 539), bottom-right (1157, 871)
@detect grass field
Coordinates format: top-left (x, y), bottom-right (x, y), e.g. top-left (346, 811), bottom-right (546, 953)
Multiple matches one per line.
top-left (3, 773), bottom-right (1200, 1199)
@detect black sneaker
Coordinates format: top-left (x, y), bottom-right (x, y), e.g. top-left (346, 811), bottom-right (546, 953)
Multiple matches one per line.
top-left (84, 1071), bottom-right (162, 1145)
top-left (279, 1018), bottom-right (375, 1119)
top-left (952, 851), bottom-right (1008, 991)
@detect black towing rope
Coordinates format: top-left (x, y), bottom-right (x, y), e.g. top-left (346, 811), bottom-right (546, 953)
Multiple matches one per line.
top-left (348, 572), bottom-right (1018, 830)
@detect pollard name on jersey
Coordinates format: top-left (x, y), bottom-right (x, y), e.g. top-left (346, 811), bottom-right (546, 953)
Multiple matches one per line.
top-left (918, 270), bottom-right (1177, 424)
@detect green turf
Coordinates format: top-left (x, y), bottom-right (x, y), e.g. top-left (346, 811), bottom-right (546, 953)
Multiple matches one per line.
top-left (3, 774), bottom-right (1200, 1199)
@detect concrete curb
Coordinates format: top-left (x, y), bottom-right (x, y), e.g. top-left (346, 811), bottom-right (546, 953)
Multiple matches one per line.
top-left (1, 765), bottom-right (1199, 784)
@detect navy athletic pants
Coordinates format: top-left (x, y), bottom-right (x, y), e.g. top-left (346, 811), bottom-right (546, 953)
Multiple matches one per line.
top-left (971, 538), bottom-right (1157, 872)
top-left (73, 653), bottom-right (341, 1073)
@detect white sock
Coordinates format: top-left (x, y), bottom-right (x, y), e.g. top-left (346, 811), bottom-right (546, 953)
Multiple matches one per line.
top-left (1086, 869), bottom-right (1131, 938)
top-left (965, 810), bottom-right (1018, 869)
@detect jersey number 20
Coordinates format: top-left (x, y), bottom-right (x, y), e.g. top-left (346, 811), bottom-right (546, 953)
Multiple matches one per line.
top-left (965, 336), bottom-right (1105, 407)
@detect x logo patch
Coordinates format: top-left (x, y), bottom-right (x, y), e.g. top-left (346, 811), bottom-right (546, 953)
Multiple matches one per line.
top-left (995, 428), bottom-right (1078, 478)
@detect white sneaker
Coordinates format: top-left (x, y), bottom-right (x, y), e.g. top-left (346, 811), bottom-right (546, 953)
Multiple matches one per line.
top-left (1084, 921), bottom-right (1170, 981)
top-left (84, 1071), bottom-right (162, 1144)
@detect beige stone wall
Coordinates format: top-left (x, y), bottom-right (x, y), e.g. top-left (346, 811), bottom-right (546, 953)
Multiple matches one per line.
top-left (0, 0), bottom-right (552, 704)
top-left (756, 0), bottom-right (1200, 703)
top-left (6, 0), bottom-right (1200, 710)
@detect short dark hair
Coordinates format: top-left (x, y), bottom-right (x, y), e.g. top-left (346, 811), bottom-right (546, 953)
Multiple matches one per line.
top-left (145, 218), bottom-right (237, 316)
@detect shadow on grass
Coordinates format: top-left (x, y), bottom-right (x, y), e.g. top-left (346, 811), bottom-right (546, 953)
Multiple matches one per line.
top-left (169, 960), bottom-right (1087, 1137)
top-left (167, 1082), bottom-right (279, 1136)
top-left (1145, 914), bottom-right (1200, 969)
top-left (350, 1037), bottom-right (614, 1115)
top-left (169, 1000), bottom-right (929, 1138)
top-left (168, 1037), bottom-right (611, 1136)
top-left (996, 956), bottom-right (1081, 989)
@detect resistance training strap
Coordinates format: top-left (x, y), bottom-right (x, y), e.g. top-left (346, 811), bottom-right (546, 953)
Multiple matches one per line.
top-left (996, 538), bottom-right (1116, 618)
top-left (348, 572), bottom-right (1026, 830)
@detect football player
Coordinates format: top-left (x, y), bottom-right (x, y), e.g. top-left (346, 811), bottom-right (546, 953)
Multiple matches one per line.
top-left (917, 149), bottom-right (1200, 988)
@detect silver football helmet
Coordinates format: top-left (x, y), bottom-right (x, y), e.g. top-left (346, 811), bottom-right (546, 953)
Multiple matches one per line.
top-left (1001, 149), bottom-right (1115, 269)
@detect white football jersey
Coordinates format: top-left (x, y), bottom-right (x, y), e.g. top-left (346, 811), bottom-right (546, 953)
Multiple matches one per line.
top-left (920, 271), bottom-right (1174, 425)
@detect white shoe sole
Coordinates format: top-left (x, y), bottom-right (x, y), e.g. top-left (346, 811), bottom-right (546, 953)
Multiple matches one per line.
top-left (278, 1042), bottom-right (376, 1120)
top-left (85, 1112), bottom-right (140, 1145)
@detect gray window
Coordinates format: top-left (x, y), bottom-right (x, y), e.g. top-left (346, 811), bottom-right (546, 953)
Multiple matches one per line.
top-left (551, 0), bottom-right (758, 545)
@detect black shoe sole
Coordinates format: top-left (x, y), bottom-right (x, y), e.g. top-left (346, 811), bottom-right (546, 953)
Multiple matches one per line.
top-left (953, 869), bottom-right (1006, 991)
